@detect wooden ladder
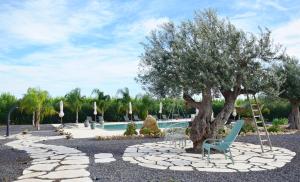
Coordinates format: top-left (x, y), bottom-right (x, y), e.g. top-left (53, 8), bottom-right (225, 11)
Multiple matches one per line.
top-left (247, 93), bottom-right (272, 153)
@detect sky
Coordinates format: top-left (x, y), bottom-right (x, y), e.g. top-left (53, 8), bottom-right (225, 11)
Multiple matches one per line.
top-left (1, 0), bottom-right (300, 98)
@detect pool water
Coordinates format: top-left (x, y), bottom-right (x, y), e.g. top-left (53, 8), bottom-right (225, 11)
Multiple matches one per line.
top-left (99, 120), bottom-right (190, 131)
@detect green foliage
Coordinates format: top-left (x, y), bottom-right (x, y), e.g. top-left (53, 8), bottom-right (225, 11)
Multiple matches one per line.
top-left (65, 88), bottom-right (85, 122)
top-left (124, 122), bottom-right (138, 136)
top-left (259, 97), bottom-right (290, 122)
top-left (140, 127), bottom-right (151, 135)
top-left (20, 88), bottom-right (55, 127)
top-left (241, 123), bottom-right (256, 133)
top-left (116, 87), bottom-right (131, 115)
top-left (275, 57), bottom-right (300, 100)
top-left (272, 118), bottom-right (288, 126)
top-left (0, 87), bottom-right (295, 125)
top-left (140, 127), bottom-right (162, 137)
top-left (0, 93), bottom-right (18, 125)
top-left (137, 9), bottom-right (283, 102)
top-left (212, 100), bottom-right (225, 115)
top-left (267, 125), bottom-right (283, 133)
top-left (92, 89), bottom-right (111, 117)
top-left (185, 127), bottom-right (191, 136)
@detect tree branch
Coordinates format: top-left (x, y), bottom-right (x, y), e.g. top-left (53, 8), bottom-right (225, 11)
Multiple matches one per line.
top-left (183, 93), bottom-right (201, 109)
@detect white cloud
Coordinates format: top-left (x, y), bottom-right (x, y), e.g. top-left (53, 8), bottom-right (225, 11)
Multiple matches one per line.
top-left (114, 17), bottom-right (170, 38)
top-left (235, 0), bottom-right (287, 11)
top-left (231, 12), bottom-right (257, 20)
top-left (273, 18), bottom-right (300, 58)
top-left (0, 43), bottom-right (141, 97)
top-left (0, 0), bottom-right (115, 46)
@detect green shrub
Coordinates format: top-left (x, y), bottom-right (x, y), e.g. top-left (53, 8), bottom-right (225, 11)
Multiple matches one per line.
top-left (140, 127), bottom-right (162, 137)
top-left (140, 127), bottom-right (151, 135)
top-left (241, 123), bottom-right (256, 133)
top-left (267, 125), bottom-right (283, 133)
top-left (185, 127), bottom-right (191, 136)
top-left (272, 118), bottom-right (288, 126)
top-left (124, 122), bottom-right (138, 136)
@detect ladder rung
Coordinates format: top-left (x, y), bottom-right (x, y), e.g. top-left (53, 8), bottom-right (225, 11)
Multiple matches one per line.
top-left (252, 109), bottom-right (259, 112)
top-left (261, 140), bottom-right (268, 142)
top-left (254, 115), bottom-right (260, 118)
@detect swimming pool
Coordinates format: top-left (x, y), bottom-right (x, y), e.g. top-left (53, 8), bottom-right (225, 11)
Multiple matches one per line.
top-left (97, 120), bottom-right (191, 131)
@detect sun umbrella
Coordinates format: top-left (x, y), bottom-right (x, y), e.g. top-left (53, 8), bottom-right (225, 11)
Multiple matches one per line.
top-left (159, 102), bottom-right (163, 114)
top-left (94, 102), bottom-right (97, 115)
top-left (129, 102), bottom-right (132, 114)
top-left (59, 100), bottom-right (64, 124)
top-left (94, 102), bottom-right (97, 122)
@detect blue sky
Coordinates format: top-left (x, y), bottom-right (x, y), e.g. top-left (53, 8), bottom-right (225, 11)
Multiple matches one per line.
top-left (1, 0), bottom-right (300, 98)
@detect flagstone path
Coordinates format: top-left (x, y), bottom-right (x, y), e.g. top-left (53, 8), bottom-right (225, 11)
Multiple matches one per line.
top-left (122, 141), bottom-right (296, 172)
top-left (5, 134), bottom-right (93, 182)
top-left (94, 153), bottom-right (116, 163)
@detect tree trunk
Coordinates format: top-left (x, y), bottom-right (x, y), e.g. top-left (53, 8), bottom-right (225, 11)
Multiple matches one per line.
top-left (184, 88), bottom-right (240, 151)
top-left (36, 109), bottom-right (41, 131)
top-left (76, 109), bottom-right (79, 123)
top-left (288, 100), bottom-right (300, 129)
top-left (32, 112), bottom-right (35, 126)
top-left (213, 92), bottom-right (238, 128)
top-left (184, 88), bottom-right (212, 150)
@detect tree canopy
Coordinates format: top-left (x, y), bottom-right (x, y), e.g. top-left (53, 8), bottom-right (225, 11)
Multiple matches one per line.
top-left (137, 9), bottom-right (285, 149)
top-left (275, 57), bottom-right (300, 129)
top-left (20, 88), bottom-right (54, 130)
top-left (65, 88), bottom-right (85, 123)
top-left (138, 9), bottom-right (283, 99)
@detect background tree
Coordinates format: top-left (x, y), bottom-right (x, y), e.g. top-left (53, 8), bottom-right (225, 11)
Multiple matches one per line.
top-left (116, 87), bottom-right (131, 116)
top-left (0, 93), bottom-right (18, 125)
top-left (92, 89), bottom-right (111, 119)
top-left (20, 88), bottom-right (54, 130)
top-left (275, 57), bottom-right (300, 129)
top-left (65, 88), bottom-right (85, 123)
top-left (137, 9), bottom-right (284, 150)
top-left (135, 94), bottom-right (156, 119)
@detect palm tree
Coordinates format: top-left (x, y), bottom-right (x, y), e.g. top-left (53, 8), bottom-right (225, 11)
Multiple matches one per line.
top-left (92, 89), bottom-right (111, 119)
top-left (135, 94), bottom-right (155, 119)
top-left (116, 87), bottom-right (131, 116)
top-left (65, 88), bottom-right (84, 123)
top-left (20, 88), bottom-right (55, 130)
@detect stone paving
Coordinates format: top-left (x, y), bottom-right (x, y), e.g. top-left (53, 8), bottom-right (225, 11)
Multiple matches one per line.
top-left (94, 153), bottom-right (116, 163)
top-left (122, 141), bottom-right (296, 172)
top-left (5, 134), bottom-right (92, 182)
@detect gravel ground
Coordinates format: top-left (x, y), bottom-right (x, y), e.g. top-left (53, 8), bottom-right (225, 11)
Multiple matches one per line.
top-left (0, 124), bottom-right (55, 136)
top-left (0, 139), bottom-right (32, 182)
top-left (42, 133), bottom-right (300, 182)
top-left (0, 125), bottom-right (299, 182)
top-left (0, 125), bottom-right (56, 181)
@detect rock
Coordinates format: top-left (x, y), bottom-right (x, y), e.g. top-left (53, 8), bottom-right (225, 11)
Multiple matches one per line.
top-left (140, 115), bottom-right (161, 135)
top-left (61, 159), bottom-right (89, 165)
top-left (28, 163), bottom-right (58, 172)
top-left (61, 177), bottom-right (93, 182)
top-left (95, 158), bottom-right (116, 163)
top-left (56, 165), bottom-right (88, 171)
top-left (15, 179), bottom-right (52, 182)
top-left (39, 169), bottom-right (90, 179)
top-left (94, 153), bottom-right (113, 159)
top-left (18, 172), bottom-right (46, 179)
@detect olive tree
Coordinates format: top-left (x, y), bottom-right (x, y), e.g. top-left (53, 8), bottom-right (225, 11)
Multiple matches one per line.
top-left (275, 57), bottom-right (300, 129)
top-left (137, 9), bottom-right (284, 150)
